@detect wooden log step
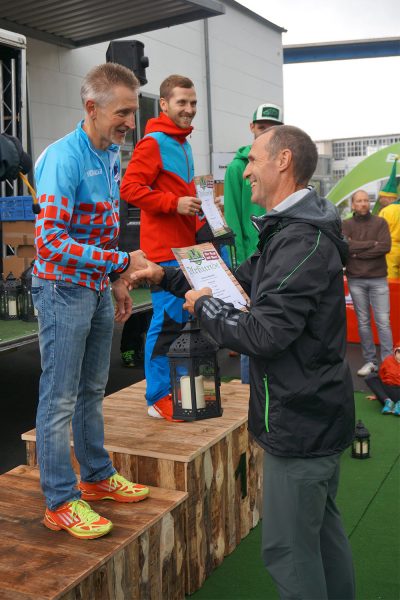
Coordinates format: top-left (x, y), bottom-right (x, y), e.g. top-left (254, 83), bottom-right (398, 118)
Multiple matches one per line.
top-left (0, 465), bottom-right (187, 600)
top-left (22, 381), bottom-right (263, 594)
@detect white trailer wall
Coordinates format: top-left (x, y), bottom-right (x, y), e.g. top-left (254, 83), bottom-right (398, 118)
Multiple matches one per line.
top-left (26, 1), bottom-right (283, 174)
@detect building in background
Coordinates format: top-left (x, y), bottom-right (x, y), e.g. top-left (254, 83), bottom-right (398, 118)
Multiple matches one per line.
top-left (0, 0), bottom-right (284, 260)
top-left (315, 134), bottom-right (400, 207)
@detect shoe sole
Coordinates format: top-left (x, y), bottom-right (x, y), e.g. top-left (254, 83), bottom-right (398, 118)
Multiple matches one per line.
top-left (79, 489), bottom-right (150, 503)
top-left (43, 516), bottom-right (112, 539)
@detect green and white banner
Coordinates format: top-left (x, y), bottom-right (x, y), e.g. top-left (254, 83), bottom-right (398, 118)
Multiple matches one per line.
top-left (327, 142), bottom-right (400, 205)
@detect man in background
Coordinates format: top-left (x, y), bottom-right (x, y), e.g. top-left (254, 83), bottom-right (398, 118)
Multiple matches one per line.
top-left (120, 74), bottom-right (201, 421)
top-left (224, 102), bottom-right (283, 382)
top-left (342, 189), bottom-right (393, 376)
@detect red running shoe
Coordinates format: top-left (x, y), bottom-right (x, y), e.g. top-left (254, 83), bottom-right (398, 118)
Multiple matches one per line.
top-left (147, 394), bottom-right (184, 422)
top-left (79, 472), bottom-right (149, 503)
top-left (43, 499), bottom-right (112, 539)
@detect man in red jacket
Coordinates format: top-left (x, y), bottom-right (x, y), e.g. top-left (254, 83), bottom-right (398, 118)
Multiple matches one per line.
top-left (120, 74), bottom-right (201, 420)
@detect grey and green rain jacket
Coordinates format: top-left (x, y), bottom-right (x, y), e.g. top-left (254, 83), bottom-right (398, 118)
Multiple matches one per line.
top-left (162, 188), bottom-right (355, 458)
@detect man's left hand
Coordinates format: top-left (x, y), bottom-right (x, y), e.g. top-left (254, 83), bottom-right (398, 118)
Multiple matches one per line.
top-left (112, 278), bottom-right (133, 323)
top-left (183, 287), bottom-right (212, 315)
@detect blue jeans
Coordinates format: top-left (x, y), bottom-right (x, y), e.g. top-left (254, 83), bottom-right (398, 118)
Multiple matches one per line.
top-left (32, 277), bottom-right (115, 510)
top-left (347, 277), bottom-right (393, 364)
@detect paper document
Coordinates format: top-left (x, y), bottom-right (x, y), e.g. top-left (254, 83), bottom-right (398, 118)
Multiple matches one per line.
top-left (172, 243), bottom-right (249, 311)
top-left (195, 175), bottom-right (229, 237)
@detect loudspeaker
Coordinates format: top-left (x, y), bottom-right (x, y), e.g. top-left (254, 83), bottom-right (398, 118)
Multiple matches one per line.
top-left (106, 41), bottom-right (149, 86)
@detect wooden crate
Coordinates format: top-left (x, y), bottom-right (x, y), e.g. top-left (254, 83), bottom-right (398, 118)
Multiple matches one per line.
top-left (0, 465), bottom-right (187, 600)
top-left (23, 381), bottom-right (263, 594)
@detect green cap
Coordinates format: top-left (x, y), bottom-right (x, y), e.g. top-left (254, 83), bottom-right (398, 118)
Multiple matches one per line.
top-left (252, 103), bottom-right (283, 124)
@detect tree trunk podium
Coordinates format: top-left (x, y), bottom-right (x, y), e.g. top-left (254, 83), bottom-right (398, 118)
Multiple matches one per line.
top-left (23, 380), bottom-right (263, 595)
top-left (0, 465), bottom-right (187, 599)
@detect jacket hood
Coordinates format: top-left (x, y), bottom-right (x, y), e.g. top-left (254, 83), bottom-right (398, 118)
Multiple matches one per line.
top-left (144, 112), bottom-right (193, 140)
top-left (255, 188), bottom-right (349, 265)
top-left (233, 145), bottom-right (251, 161)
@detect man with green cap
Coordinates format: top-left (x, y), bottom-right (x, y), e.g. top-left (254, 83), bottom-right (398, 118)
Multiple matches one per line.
top-left (224, 103), bottom-right (284, 266)
top-left (379, 157), bottom-right (400, 279)
top-left (224, 103), bottom-right (283, 382)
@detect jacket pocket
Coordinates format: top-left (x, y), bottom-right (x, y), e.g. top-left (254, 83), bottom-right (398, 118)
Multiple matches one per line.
top-left (264, 376), bottom-right (269, 432)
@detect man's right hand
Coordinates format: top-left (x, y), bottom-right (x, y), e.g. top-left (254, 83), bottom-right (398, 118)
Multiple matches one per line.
top-left (177, 196), bottom-right (202, 216)
top-left (120, 250), bottom-right (148, 287)
top-left (130, 260), bottom-right (165, 286)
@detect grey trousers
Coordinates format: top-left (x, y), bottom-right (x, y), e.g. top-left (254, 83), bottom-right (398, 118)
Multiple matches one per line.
top-left (262, 452), bottom-right (355, 600)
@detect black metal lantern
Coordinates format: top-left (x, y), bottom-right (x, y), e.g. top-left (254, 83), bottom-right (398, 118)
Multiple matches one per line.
top-left (0, 273), bottom-right (6, 320)
top-left (212, 228), bottom-right (237, 271)
top-left (18, 261), bottom-right (37, 322)
top-left (351, 420), bottom-right (371, 459)
top-left (3, 272), bottom-right (20, 320)
top-left (167, 319), bottom-right (223, 421)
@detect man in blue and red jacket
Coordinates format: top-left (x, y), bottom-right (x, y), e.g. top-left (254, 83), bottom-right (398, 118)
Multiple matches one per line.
top-left (121, 74), bottom-right (202, 421)
top-left (32, 63), bottom-right (150, 540)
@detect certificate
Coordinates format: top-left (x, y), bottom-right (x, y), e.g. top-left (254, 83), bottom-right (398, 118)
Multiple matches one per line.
top-left (195, 175), bottom-right (229, 237)
top-left (172, 243), bottom-right (250, 311)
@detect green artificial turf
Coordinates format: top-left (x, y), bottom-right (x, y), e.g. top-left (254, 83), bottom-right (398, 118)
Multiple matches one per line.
top-left (189, 392), bottom-right (400, 600)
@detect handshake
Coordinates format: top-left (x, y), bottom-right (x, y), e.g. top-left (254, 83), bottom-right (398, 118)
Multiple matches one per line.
top-left (120, 250), bottom-right (165, 288)
top-left (117, 250), bottom-right (212, 318)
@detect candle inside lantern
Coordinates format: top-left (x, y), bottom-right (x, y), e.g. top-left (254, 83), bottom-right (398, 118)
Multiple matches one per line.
top-left (180, 375), bottom-right (205, 409)
top-left (8, 299), bottom-right (18, 317)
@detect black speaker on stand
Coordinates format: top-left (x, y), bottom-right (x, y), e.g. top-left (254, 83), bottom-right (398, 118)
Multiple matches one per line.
top-left (106, 40), bottom-right (149, 85)
top-left (106, 41), bottom-right (149, 253)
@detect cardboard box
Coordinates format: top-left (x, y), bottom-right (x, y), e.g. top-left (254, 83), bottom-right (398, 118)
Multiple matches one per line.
top-left (2, 256), bottom-right (32, 278)
top-left (2, 221), bottom-right (35, 246)
top-left (16, 244), bottom-right (35, 258)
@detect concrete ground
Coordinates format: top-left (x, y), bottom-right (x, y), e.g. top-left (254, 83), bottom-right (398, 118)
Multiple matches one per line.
top-left (0, 322), bottom-right (368, 475)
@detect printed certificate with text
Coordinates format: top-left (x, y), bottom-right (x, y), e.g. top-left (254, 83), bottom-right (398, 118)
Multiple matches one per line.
top-left (172, 243), bottom-right (250, 311)
top-left (195, 175), bottom-right (229, 237)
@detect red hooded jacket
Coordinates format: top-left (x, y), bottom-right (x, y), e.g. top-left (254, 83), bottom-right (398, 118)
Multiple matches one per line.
top-left (379, 343), bottom-right (400, 386)
top-left (120, 112), bottom-right (201, 262)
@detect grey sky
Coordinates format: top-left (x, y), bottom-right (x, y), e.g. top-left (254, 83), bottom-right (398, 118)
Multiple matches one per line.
top-left (237, 0), bottom-right (400, 139)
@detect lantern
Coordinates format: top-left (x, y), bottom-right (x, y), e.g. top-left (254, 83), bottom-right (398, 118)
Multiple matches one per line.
top-left (167, 319), bottom-right (223, 421)
top-left (351, 420), bottom-right (371, 459)
top-left (0, 273), bottom-right (6, 319)
top-left (3, 272), bottom-right (20, 320)
top-left (18, 261), bottom-right (37, 322)
top-left (212, 228), bottom-right (237, 271)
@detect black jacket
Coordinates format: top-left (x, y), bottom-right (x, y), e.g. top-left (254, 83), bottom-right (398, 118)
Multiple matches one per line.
top-left (163, 189), bottom-right (355, 458)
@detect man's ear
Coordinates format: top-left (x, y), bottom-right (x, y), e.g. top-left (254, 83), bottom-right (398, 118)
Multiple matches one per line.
top-left (159, 97), bottom-right (167, 114)
top-left (249, 122), bottom-right (255, 135)
top-left (278, 148), bottom-right (292, 172)
top-left (86, 100), bottom-right (97, 119)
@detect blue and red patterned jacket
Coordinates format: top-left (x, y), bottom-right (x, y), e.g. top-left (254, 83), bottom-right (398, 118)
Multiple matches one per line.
top-left (33, 121), bottom-right (129, 291)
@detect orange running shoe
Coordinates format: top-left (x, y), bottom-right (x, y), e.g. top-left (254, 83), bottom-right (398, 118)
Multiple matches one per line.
top-left (147, 394), bottom-right (184, 422)
top-left (43, 499), bottom-right (112, 539)
top-left (79, 472), bottom-right (149, 503)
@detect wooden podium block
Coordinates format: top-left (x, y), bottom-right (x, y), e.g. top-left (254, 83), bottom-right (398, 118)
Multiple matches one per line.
top-left (23, 381), bottom-right (263, 594)
top-left (0, 465), bottom-right (187, 600)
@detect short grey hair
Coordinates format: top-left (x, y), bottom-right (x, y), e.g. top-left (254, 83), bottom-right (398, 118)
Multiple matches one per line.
top-left (264, 125), bottom-right (318, 186)
top-left (81, 63), bottom-right (140, 107)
